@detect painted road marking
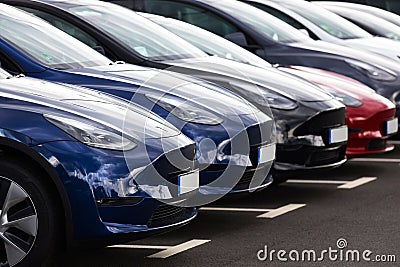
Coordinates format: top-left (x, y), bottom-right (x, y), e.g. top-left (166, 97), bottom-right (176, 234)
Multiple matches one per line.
top-left (286, 177), bottom-right (377, 189)
top-left (108, 239), bottom-right (211, 259)
top-left (337, 177), bottom-right (377, 189)
top-left (109, 245), bottom-right (170, 250)
top-left (200, 204), bottom-right (306, 219)
top-left (388, 140), bottom-right (400, 145)
top-left (257, 204), bottom-right (306, 218)
top-left (147, 239), bottom-right (210, 259)
top-left (200, 207), bottom-right (272, 212)
top-left (350, 158), bottom-right (400, 163)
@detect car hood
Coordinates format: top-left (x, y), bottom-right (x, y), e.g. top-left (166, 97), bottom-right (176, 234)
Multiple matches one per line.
top-left (341, 37), bottom-right (400, 62)
top-left (68, 63), bottom-right (258, 117)
top-left (279, 66), bottom-right (395, 108)
top-left (163, 56), bottom-right (332, 102)
top-left (290, 40), bottom-right (400, 73)
top-left (0, 76), bottom-right (184, 141)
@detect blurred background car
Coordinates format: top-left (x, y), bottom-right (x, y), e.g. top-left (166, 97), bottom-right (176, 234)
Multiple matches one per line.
top-left (315, 2), bottom-right (400, 28)
top-left (314, 0), bottom-right (400, 16)
top-left (241, 0), bottom-right (400, 62)
top-left (317, 3), bottom-right (400, 41)
top-left (14, 0), bottom-right (352, 171)
top-left (0, 68), bottom-right (199, 266)
top-left (0, 4), bottom-right (277, 198)
top-left (121, 0), bottom-right (400, 131)
top-left (148, 14), bottom-right (398, 157)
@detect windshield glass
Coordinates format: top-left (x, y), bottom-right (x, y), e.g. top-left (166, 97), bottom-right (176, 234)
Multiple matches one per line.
top-left (212, 0), bottom-right (310, 43)
top-left (153, 16), bottom-right (272, 67)
top-left (281, 1), bottom-right (371, 39)
top-left (0, 4), bottom-right (111, 69)
top-left (66, 3), bottom-right (207, 61)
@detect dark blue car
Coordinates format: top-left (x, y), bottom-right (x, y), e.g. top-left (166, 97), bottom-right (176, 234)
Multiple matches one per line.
top-left (0, 4), bottom-right (276, 204)
top-left (0, 68), bottom-right (201, 266)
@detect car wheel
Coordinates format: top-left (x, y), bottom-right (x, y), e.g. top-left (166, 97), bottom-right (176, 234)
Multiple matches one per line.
top-left (0, 159), bottom-right (61, 267)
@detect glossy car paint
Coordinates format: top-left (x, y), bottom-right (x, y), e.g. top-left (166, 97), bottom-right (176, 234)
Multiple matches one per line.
top-left (0, 4), bottom-right (275, 196)
top-left (318, 4), bottom-right (400, 41)
top-left (280, 66), bottom-right (397, 156)
top-left (148, 14), bottom-right (398, 156)
top-left (315, 2), bottom-right (400, 28)
top-left (123, 0), bottom-right (400, 128)
top-left (11, 0), bottom-right (350, 171)
top-left (0, 70), bottom-right (199, 248)
top-left (243, 0), bottom-right (400, 61)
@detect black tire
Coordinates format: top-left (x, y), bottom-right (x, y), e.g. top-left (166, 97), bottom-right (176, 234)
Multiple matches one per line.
top-left (0, 158), bottom-right (61, 267)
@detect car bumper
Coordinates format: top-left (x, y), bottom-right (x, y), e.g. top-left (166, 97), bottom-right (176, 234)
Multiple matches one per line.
top-left (347, 107), bottom-right (397, 156)
top-left (33, 140), bottom-right (198, 245)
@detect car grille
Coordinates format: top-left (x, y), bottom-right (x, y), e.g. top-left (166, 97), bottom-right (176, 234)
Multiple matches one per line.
top-left (366, 139), bottom-right (387, 150)
top-left (147, 204), bottom-right (188, 228)
top-left (293, 108), bottom-right (346, 141)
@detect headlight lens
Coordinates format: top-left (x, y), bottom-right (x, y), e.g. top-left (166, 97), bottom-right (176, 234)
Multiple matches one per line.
top-left (346, 59), bottom-right (397, 81)
top-left (146, 94), bottom-right (223, 125)
top-left (230, 83), bottom-right (297, 110)
top-left (247, 90), bottom-right (297, 110)
top-left (44, 114), bottom-right (137, 151)
top-left (319, 85), bottom-right (362, 108)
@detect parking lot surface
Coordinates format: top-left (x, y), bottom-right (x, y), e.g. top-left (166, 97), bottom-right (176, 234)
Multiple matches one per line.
top-left (57, 145), bottom-right (400, 266)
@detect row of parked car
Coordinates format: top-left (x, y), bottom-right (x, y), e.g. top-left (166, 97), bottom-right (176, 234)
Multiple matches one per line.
top-left (0, 0), bottom-right (399, 266)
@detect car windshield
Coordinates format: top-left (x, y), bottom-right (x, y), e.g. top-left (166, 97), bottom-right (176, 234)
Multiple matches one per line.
top-left (153, 16), bottom-right (272, 67)
top-left (66, 3), bottom-right (207, 61)
top-left (211, 0), bottom-right (310, 43)
top-left (281, 1), bottom-right (371, 39)
top-left (0, 4), bottom-right (111, 69)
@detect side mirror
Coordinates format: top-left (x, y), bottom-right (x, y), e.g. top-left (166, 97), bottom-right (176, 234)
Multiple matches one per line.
top-left (298, 29), bottom-right (310, 37)
top-left (224, 32), bottom-right (248, 47)
top-left (93, 45), bottom-right (106, 55)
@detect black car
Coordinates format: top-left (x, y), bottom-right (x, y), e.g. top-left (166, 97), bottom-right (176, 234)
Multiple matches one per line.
top-left (109, 0), bottom-right (400, 125)
top-left (2, 0), bottom-right (350, 172)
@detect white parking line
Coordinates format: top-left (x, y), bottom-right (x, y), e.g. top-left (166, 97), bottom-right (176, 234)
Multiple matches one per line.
top-left (285, 179), bottom-right (344, 185)
top-left (200, 204), bottom-right (306, 219)
top-left (257, 204), bottom-right (306, 218)
top-left (200, 207), bottom-right (272, 212)
top-left (147, 239), bottom-right (210, 259)
top-left (108, 239), bottom-right (211, 259)
top-left (388, 140), bottom-right (400, 145)
top-left (350, 158), bottom-right (400, 163)
top-left (286, 177), bottom-right (377, 189)
top-left (109, 245), bottom-right (170, 250)
top-left (337, 177), bottom-right (377, 189)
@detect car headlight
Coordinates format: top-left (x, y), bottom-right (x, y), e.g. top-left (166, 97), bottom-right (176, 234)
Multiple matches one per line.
top-left (146, 94), bottom-right (223, 125)
top-left (319, 85), bottom-right (362, 108)
top-left (230, 83), bottom-right (297, 110)
top-left (44, 114), bottom-right (137, 151)
top-left (346, 59), bottom-right (397, 81)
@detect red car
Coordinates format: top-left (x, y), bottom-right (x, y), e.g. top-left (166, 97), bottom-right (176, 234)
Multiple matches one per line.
top-left (280, 66), bottom-right (398, 156)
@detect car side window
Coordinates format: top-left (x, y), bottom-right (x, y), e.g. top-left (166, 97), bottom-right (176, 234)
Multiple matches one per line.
top-left (0, 54), bottom-right (22, 75)
top-left (249, 3), bottom-right (319, 40)
top-left (142, 0), bottom-right (240, 37)
top-left (17, 7), bottom-right (100, 49)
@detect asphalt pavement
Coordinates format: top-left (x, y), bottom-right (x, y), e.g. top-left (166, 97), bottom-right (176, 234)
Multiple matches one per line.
top-left (55, 144), bottom-right (400, 267)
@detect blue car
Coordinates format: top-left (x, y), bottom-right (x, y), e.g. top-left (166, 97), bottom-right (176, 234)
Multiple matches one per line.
top-left (0, 4), bottom-right (276, 204)
top-left (0, 67), bottom-right (201, 266)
